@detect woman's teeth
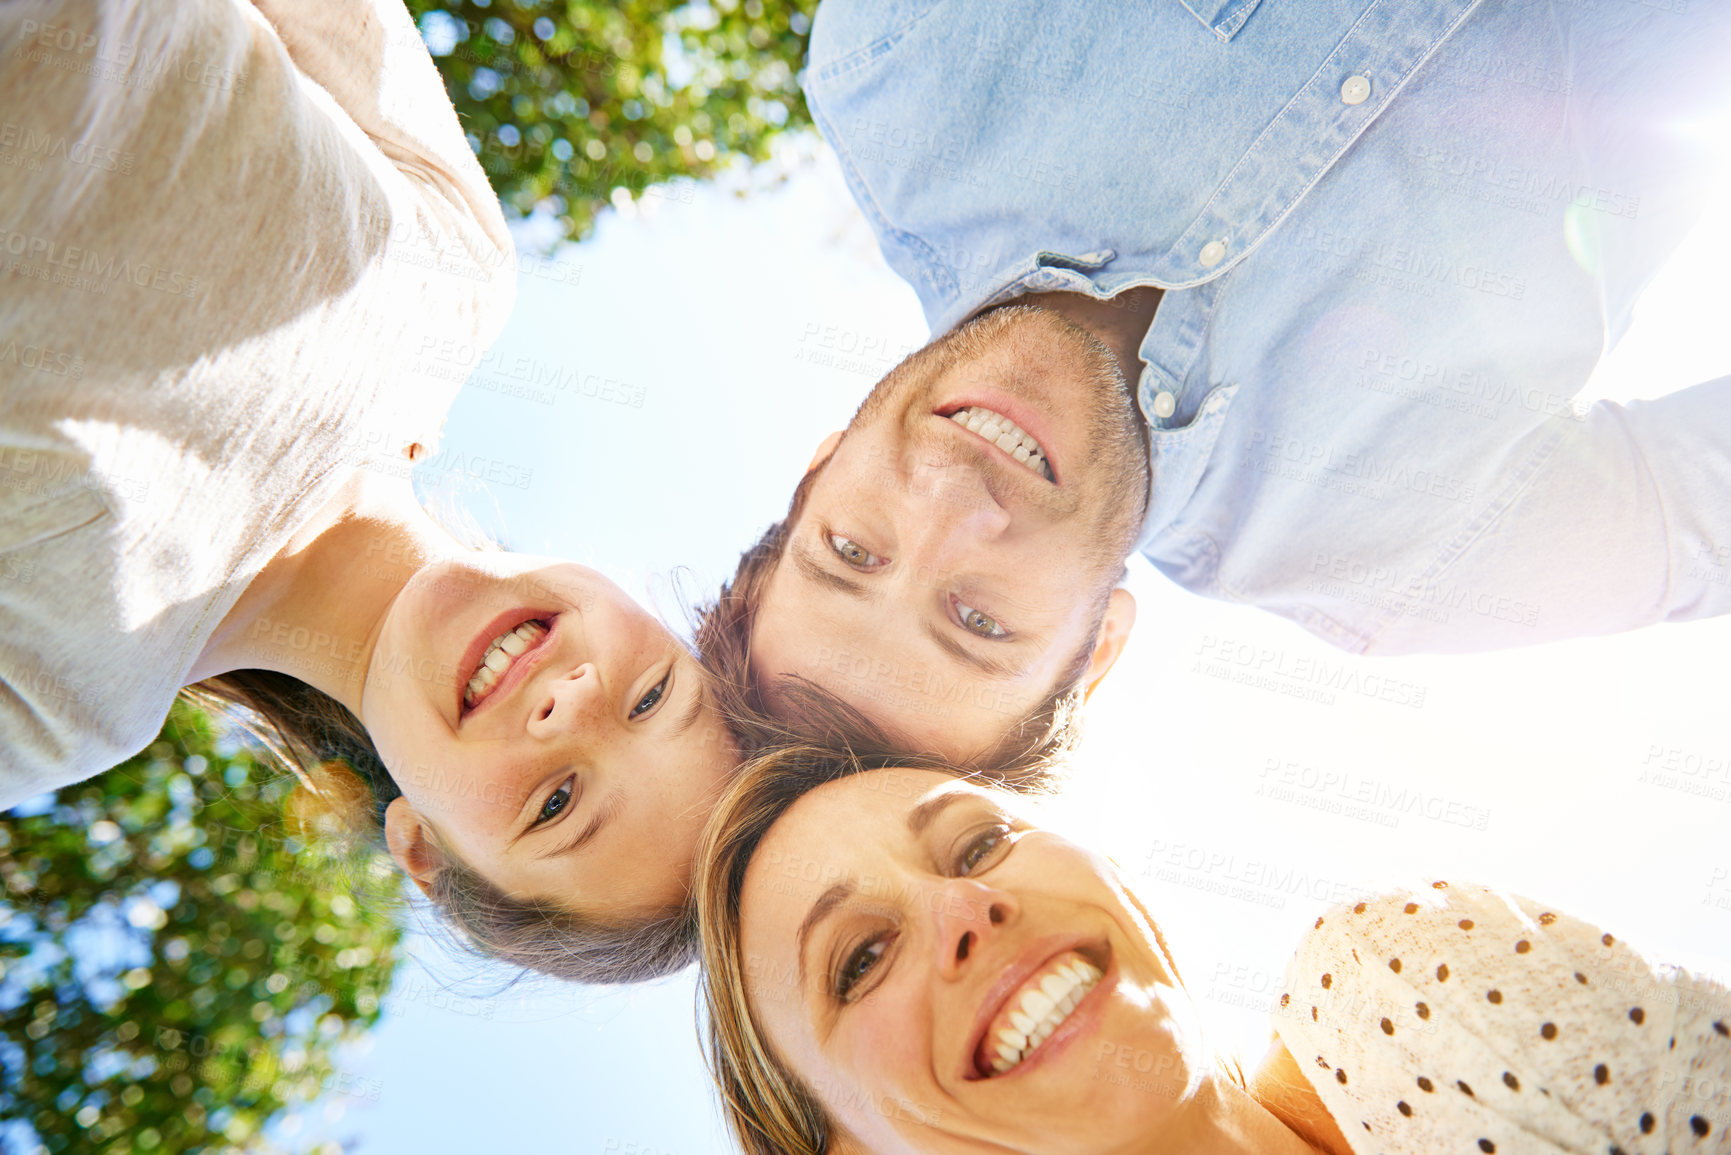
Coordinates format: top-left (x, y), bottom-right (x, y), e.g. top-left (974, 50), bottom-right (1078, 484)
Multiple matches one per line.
top-left (949, 406), bottom-right (1053, 481)
top-left (987, 954), bottom-right (1103, 1075)
top-left (463, 620), bottom-right (547, 708)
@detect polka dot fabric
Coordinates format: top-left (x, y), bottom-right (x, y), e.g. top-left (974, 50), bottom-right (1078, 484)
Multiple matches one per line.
top-left (1274, 884), bottom-right (1731, 1155)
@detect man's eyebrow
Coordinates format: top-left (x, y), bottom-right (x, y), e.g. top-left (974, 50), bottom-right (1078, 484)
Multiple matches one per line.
top-left (796, 880), bottom-right (856, 986)
top-left (536, 791), bottom-right (619, 860)
top-left (792, 543), bottom-right (873, 600)
top-left (921, 621), bottom-right (1024, 680)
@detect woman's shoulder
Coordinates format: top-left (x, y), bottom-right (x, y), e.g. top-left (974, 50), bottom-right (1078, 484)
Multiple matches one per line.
top-left (1272, 881), bottom-right (1731, 1154)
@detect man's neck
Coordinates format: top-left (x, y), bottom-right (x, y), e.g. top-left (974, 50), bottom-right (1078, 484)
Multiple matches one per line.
top-left (1022, 286), bottom-right (1162, 387)
top-left (191, 468), bottom-right (458, 717)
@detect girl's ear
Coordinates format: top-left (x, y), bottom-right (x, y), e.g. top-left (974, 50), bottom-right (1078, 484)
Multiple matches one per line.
top-left (383, 796), bottom-right (438, 898)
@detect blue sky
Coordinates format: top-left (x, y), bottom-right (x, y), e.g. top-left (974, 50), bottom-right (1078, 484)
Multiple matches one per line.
top-left (279, 141), bottom-right (1731, 1153)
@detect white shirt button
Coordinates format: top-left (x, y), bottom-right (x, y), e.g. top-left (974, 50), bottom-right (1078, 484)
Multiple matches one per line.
top-left (1198, 239), bottom-right (1227, 268)
top-left (1151, 391), bottom-right (1177, 419)
top-left (1341, 75), bottom-right (1371, 105)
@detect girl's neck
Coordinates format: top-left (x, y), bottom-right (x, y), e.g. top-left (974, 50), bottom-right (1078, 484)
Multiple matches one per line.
top-left (191, 467), bottom-right (460, 717)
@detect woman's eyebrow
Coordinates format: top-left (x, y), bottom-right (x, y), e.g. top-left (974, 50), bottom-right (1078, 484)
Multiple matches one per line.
top-left (796, 881), bottom-right (856, 985)
top-left (906, 788), bottom-right (971, 836)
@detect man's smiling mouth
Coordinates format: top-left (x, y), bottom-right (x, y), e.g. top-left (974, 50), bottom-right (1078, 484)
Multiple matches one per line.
top-left (947, 406), bottom-right (1054, 481)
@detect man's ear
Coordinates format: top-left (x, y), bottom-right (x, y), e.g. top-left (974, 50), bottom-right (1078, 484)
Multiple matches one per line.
top-left (807, 431), bottom-right (843, 473)
top-left (1081, 586), bottom-right (1137, 701)
top-left (383, 796), bottom-right (439, 898)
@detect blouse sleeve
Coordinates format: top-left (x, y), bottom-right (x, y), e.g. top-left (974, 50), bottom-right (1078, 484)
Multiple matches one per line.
top-left (1273, 882), bottom-right (1731, 1155)
top-left (244, 0), bottom-right (514, 264)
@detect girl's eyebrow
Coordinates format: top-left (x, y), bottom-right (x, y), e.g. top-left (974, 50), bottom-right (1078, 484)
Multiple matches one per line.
top-left (669, 672), bottom-right (706, 736)
top-left (536, 791), bottom-right (620, 860)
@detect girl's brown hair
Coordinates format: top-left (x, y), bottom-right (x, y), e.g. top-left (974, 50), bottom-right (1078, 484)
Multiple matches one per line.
top-left (183, 669), bottom-right (697, 984)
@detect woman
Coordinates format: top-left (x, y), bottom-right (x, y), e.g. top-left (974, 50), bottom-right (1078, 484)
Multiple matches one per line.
top-left (696, 750), bottom-right (1731, 1153)
top-left (0, 0), bottom-right (732, 981)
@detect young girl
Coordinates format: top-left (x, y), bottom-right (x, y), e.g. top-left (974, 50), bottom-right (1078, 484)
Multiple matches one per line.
top-left (0, 0), bottom-right (732, 982)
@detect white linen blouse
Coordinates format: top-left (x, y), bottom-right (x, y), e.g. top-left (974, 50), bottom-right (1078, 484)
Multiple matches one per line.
top-left (0, 0), bottom-right (515, 802)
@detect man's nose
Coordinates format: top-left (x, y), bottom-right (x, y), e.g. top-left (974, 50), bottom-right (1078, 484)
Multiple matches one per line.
top-left (525, 662), bottom-right (606, 740)
top-left (898, 453), bottom-right (1012, 565)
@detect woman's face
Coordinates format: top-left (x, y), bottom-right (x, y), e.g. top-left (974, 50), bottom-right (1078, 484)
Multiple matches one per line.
top-left (361, 554), bottom-right (734, 916)
top-left (738, 768), bottom-right (1209, 1154)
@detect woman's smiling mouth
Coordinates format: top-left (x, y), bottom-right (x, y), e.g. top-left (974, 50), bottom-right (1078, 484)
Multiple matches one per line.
top-left (973, 949), bottom-right (1103, 1077)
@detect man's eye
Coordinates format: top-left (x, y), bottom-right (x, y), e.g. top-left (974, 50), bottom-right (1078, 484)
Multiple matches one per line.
top-left (828, 533), bottom-right (885, 569)
top-left (956, 600), bottom-right (1006, 638)
top-left (957, 824), bottom-right (1012, 874)
top-left (534, 778), bottom-right (573, 827)
top-left (630, 674), bottom-right (669, 719)
top-left (834, 934), bottom-right (892, 1001)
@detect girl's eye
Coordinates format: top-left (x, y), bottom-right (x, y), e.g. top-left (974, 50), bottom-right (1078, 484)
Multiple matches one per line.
top-left (957, 824), bottom-right (1013, 874)
top-left (534, 778), bottom-right (573, 826)
top-left (834, 934), bottom-right (892, 1001)
top-left (630, 673), bottom-right (670, 719)
top-left (828, 533), bottom-right (886, 569)
top-left (955, 599), bottom-right (1006, 638)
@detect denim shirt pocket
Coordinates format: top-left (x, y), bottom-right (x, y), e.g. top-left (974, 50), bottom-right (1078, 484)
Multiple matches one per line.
top-left (1141, 382), bottom-right (1239, 539)
top-left (1174, 0), bottom-right (1264, 42)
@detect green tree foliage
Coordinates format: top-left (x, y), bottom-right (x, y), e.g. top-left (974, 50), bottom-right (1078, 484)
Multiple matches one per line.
top-left (0, 702), bottom-right (399, 1154)
top-left (406, 0), bottom-right (818, 241)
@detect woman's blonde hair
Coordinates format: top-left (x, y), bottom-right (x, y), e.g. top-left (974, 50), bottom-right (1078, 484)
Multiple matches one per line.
top-left (695, 745), bottom-right (1239, 1155)
top-left (695, 744), bottom-right (1061, 1155)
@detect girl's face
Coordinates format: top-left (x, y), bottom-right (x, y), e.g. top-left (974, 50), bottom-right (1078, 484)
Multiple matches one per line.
top-left (360, 554), bottom-right (734, 916)
top-left (737, 768), bottom-right (1210, 1154)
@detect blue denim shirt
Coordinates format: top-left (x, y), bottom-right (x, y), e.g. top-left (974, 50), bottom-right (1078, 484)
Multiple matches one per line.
top-left (804, 0), bottom-right (1731, 654)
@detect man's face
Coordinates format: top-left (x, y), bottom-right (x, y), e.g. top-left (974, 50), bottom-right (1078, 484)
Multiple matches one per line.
top-left (750, 307), bottom-right (1149, 760)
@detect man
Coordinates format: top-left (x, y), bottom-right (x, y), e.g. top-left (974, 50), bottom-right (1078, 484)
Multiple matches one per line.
top-left (699, 0), bottom-right (1731, 763)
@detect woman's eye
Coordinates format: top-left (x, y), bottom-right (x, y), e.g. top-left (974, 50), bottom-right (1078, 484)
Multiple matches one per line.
top-left (534, 778), bottom-right (573, 826)
top-left (828, 533), bottom-right (885, 569)
top-left (956, 600), bottom-right (1006, 638)
top-left (630, 673), bottom-right (669, 719)
top-left (834, 934), bottom-right (892, 1001)
top-left (957, 824), bottom-right (1012, 874)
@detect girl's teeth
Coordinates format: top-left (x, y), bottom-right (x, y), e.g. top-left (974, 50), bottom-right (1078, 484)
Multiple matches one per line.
top-left (1010, 1010), bottom-right (1037, 1037)
top-left (463, 620), bottom-right (547, 708)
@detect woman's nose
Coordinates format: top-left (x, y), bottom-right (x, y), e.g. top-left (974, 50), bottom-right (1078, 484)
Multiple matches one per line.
top-left (526, 662), bottom-right (604, 739)
top-left (931, 878), bottom-right (1018, 980)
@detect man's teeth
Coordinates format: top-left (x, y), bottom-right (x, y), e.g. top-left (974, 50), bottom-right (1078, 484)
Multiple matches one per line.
top-left (987, 955), bottom-right (1103, 1075)
top-left (949, 406), bottom-right (1053, 481)
top-left (463, 620), bottom-right (547, 707)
